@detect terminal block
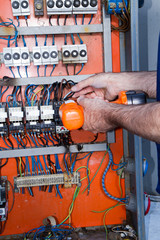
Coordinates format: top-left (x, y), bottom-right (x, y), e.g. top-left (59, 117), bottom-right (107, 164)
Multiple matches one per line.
top-left (46, 0), bottom-right (73, 15)
top-left (40, 104), bottom-right (55, 131)
top-left (62, 44), bottom-right (87, 64)
top-left (0, 103), bottom-right (8, 136)
top-left (3, 47), bottom-right (30, 67)
top-left (8, 103), bottom-right (24, 133)
top-left (106, 0), bottom-right (128, 14)
top-left (25, 105), bottom-right (40, 132)
top-left (33, 46), bottom-right (59, 66)
top-left (0, 177), bottom-right (8, 222)
top-left (11, 0), bottom-right (30, 16)
top-left (73, 0), bottom-right (98, 14)
top-left (14, 172), bottom-right (81, 190)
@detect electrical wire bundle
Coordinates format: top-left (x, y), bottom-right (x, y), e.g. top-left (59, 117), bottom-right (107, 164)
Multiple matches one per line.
top-left (104, 0), bottom-right (130, 32)
top-left (24, 224), bottom-right (74, 240)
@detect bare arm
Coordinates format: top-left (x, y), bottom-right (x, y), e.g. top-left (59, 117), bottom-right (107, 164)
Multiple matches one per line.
top-left (72, 71), bottom-right (157, 100)
top-left (77, 97), bottom-right (160, 143)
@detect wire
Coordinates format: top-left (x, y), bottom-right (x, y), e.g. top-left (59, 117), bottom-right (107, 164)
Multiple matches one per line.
top-left (17, 66), bottom-right (22, 78)
top-left (88, 14), bottom-right (93, 25)
top-left (76, 63), bottom-right (84, 75)
top-left (7, 180), bottom-right (15, 213)
top-left (102, 148), bottom-right (128, 203)
top-left (82, 149), bottom-right (109, 194)
top-left (0, 159), bottom-right (8, 168)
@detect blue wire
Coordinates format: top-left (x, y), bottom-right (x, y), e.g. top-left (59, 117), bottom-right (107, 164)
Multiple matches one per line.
top-left (0, 86), bottom-right (9, 100)
top-left (44, 34), bottom-right (48, 46)
top-left (87, 153), bottom-right (92, 195)
top-left (71, 34), bottom-right (75, 45)
top-left (82, 14), bottom-right (85, 25)
top-left (25, 66), bottom-right (28, 78)
top-left (17, 66), bottom-right (22, 78)
top-left (52, 34), bottom-right (55, 45)
top-left (22, 35), bottom-right (26, 47)
top-left (50, 64), bottom-right (56, 76)
top-left (44, 65), bottom-right (47, 77)
top-left (102, 148), bottom-right (128, 203)
top-left (0, 19), bottom-right (18, 42)
top-left (88, 14), bottom-right (93, 25)
top-left (76, 63), bottom-right (84, 75)
top-left (9, 67), bottom-right (15, 78)
top-left (37, 65), bottom-right (40, 77)
top-left (74, 15), bottom-right (83, 44)
top-left (35, 35), bottom-right (38, 46)
top-left (16, 16), bottom-right (20, 27)
top-left (63, 154), bottom-right (70, 175)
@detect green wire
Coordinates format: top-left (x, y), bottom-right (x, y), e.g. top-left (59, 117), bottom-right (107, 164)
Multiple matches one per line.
top-left (82, 146), bottom-right (110, 194)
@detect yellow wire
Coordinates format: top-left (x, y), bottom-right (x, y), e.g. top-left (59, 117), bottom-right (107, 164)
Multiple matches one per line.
top-left (60, 166), bottom-right (91, 225)
top-left (19, 157), bottom-right (22, 177)
top-left (92, 168), bottom-right (126, 240)
top-left (75, 166), bottom-right (91, 182)
top-left (31, 85), bottom-right (44, 106)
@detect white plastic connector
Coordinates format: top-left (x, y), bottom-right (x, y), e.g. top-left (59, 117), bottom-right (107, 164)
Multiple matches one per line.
top-left (9, 107), bottom-right (24, 122)
top-left (11, 0), bottom-right (30, 16)
top-left (40, 105), bottom-right (54, 120)
top-left (3, 48), bottom-right (13, 67)
top-left (62, 44), bottom-right (87, 64)
top-left (3, 47), bottom-right (30, 67)
top-left (73, 0), bottom-right (98, 14)
top-left (0, 109), bottom-right (7, 123)
top-left (32, 47), bottom-right (42, 66)
top-left (48, 46), bottom-right (59, 65)
top-left (25, 106), bottom-right (40, 121)
top-left (12, 47), bottom-right (21, 67)
top-left (46, 0), bottom-right (73, 15)
top-left (20, 47), bottom-right (30, 66)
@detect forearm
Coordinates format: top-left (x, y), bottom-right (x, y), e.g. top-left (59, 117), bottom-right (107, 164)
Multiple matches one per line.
top-left (109, 102), bottom-right (160, 142)
top-left (107, 71), bottom-right (156, 99)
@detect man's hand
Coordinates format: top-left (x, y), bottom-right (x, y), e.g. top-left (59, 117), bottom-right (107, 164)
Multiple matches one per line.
top-left (77, 96), bottom-right (117, 133)
top-left (72, 71), bottom-right (157, 100)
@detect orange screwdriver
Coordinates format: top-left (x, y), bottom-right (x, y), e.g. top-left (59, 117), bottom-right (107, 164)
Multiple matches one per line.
top-left (60, 90), bottom-right (147, 131)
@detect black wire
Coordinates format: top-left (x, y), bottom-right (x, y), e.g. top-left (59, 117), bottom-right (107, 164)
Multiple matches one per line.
top-left (7, 180), bottom-right (15, 213)
top-left (49, 16), bottom-right (52, 26)
top-left (91, 133), bottom-right (98, 143)
top-left (0, 159), bottom-right (8, 168)
top-left (57, 15), bottom-right (60, 26)
top-left (65, 64), bottom-right (69, 75)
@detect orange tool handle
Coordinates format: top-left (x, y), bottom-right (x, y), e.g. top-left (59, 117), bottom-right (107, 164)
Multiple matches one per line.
top-left (59, 101), bottom-right (84, 131)
top-left (112, 91), bottom-right (128, 104)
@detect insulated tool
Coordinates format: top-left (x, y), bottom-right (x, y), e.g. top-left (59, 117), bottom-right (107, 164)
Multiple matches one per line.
top-left (60, 90), bottom-right (147, 131)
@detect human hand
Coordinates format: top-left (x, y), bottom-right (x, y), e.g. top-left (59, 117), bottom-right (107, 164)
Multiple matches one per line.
top-left (77, 96), bottom-right (117, 133)
top-left (72, 73), bottom-right (124, 101)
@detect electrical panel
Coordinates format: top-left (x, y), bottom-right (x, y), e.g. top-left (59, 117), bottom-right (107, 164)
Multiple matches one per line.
top-left (3, 47), bottom-right (30, 67)
top-left (46, 0), bottom-right (97, 15)
top-left (11, 0), bottom-right (30, 16)
top-left (33, 46), bottom-right (59, 66)
top-left (62, 44), bottom-right (87, 64)
top-left (0, 0), bottom-right (129, 237)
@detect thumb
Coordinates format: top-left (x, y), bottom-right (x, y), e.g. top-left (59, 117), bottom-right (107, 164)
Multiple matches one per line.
top-left (77, 96), bottom-right (88, 106)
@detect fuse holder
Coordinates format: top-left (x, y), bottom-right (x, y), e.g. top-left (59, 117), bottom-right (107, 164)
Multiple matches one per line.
top-left (59, 100), bottom-right (84, 130)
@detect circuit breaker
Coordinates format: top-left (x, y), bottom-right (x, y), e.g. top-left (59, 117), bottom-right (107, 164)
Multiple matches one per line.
top-left (3, 47), bottom-right (30, 67)
top-left (11, 0), bottom-right (30, 16)
top-left (62, 44), bottom-right (87, 64)
top-left (33, 46), bottom-right (59, 66)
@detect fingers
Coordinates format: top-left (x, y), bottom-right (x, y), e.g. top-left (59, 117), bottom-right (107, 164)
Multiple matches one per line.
top-left (73, 86), bottom-right (94, 98)
top-left (71, 76), bottom-right (95, 92)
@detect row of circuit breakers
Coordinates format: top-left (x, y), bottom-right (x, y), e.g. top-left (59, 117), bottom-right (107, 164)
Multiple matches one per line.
top-left (0, 101), bottom-right (68, 134)
top-left (3, 45), bottom-right (87, 67)
top-left (11, 0), bottom-right (98, 16)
